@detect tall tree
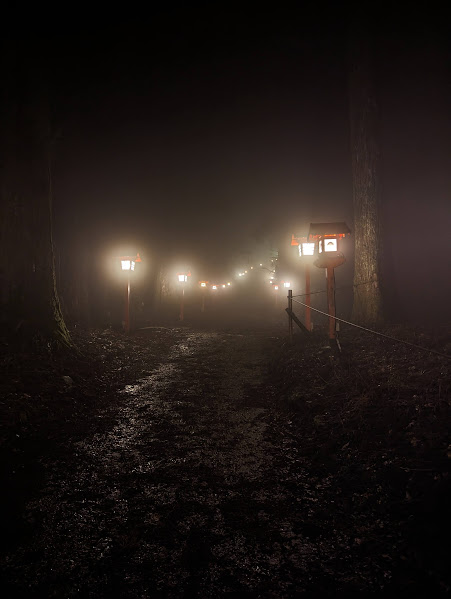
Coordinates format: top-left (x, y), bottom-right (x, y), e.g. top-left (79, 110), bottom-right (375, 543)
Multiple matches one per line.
top-left (0, 42), bottom-right (71, 347)
top-left (348, 31), bottom-right (384, 326)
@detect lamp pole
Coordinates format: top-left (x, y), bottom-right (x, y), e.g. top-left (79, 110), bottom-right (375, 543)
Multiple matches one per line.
top-left (326, 265), bottom-right (336, 340)
top-left (178, 273), bottom-right (189, 321)
top-left (180, 286), bottom-right (184, 321)
top-left (305, 263), bottom-right (311, 331)
top-left (119, 253), bottom-right (141, 334)
top-left (125, 273), bottom-right (131, 333)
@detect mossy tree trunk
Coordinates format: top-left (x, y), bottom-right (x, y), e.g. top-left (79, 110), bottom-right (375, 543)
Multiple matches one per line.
top-left (349, 33), bottom-right (384, 327)
top-left (0, 43), bottom-right (71, 348)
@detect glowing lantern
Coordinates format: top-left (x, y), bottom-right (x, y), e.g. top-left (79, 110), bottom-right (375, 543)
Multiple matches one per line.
top-left (118, 253), bottom-right (142, 333)
top-left (121, 259), bottom-right (134, 271)
top-left (307, 222), bottom-right (351, 264)
top-left (176, 270), bottom-right (191, 321)
top-left (301, 242), bottom-right (315, 256)
top-left (308, 222), bottom-right (351, 340)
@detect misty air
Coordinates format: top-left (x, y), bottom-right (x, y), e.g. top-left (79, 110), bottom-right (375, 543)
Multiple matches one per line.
top-left (1, 6), bottom-right (450, 598)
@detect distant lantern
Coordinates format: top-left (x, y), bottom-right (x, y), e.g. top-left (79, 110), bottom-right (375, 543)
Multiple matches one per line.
top-left (121, 259), bottom-right (134, 271)
top-left (212, 285), bottom-right (217, 290)
top-left (177, 270), bottom-right (191, 321)
top-left (227, 282), bottom-right (231, 286)
top-left (118, 253), bottom-right (142, 333)
top-left (283, 281), bottom-right (290, 288)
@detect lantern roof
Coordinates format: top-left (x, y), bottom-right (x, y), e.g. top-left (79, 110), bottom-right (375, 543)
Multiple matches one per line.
top-left (308, 222), bottom-right (351, 239)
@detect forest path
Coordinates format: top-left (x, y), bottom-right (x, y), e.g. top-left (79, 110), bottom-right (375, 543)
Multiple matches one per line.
top-left (2, 328), bottom-right (383, 597)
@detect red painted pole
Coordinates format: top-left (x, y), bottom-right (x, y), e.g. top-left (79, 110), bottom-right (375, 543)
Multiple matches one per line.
top-left (125, 274), bottom-right (130, 333)
top-left (180, 286), bottom-right (185, 321)
top-left (288, 289), bottom-right (293, 340)
top-left (326, 266), bottom-right (336, 340)
top-left (305, 263), bottom-right (311, 331)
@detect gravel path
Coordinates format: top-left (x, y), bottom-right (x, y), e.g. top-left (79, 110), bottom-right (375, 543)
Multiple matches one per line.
top-left (1, 329), bottom-right (389, 597)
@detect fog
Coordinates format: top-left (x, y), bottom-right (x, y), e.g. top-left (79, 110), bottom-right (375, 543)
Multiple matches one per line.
top-left (12, 7), bottom-right (448, 325)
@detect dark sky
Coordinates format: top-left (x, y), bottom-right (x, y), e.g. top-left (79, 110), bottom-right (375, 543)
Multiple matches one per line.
top-left (50, 7), bottom-right (353, 265)
top-left (9, 5), bottom-right (451, 317)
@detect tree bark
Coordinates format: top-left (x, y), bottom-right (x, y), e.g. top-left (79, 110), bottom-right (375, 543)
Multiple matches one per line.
top-left (349, 33), bottom-right (384, 326)
top-left (0, 43), bottom-right (71, 348)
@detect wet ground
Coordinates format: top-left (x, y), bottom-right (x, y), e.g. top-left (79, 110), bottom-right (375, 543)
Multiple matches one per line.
top-left (1, 317), bottom-right (451, 597)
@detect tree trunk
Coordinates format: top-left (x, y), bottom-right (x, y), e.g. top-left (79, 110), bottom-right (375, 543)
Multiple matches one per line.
top-left (0, 43), bottom-right (71, 348)
top-left (349, 34), bottom-right (384, 326)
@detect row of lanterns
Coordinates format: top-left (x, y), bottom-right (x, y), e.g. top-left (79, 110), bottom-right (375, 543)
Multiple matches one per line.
top-left (117, 221), bottom-right (351, 334)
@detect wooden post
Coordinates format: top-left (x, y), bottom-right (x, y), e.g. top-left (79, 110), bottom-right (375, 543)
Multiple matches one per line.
top-left (288, 289), bottom-right (293, 340)
top-left (125, 274), bottom-right (130, 333)
top-left (305, 263), bottom-right (311, 331)
top-left (180, 286), bottom-right (184, 321)
top-left (326, 266), bottom-right (336, 340)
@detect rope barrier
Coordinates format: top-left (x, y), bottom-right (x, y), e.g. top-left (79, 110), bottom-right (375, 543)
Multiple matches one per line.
top-left (290, 298), bottom-right (451, 360)
top-left (292, 279), bottom-right (373, 299)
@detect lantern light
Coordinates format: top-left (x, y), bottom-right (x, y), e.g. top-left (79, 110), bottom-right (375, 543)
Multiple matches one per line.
top-left (118, 253), bottom-right (141, 333)
top-left (284, 281), bottom-right (290, 288)
top-left (222, 284), bottom-right (226, 288)
top-left (178, 274), bottom-right (187, 283)
top-left (121, 259), bottom-right (135, 271)
top-left (274, 285), bottom-right (279, 290)
top-left (300, 242), bottom-right (315, 256)
top-left (227, 282), bottom-right (231, 286)
top-left (212, 285), bottom-right (217, 290)
top-left (322, 238), bottom-right (338, 252)
top-left (307, 222), bottom-right (351, 341)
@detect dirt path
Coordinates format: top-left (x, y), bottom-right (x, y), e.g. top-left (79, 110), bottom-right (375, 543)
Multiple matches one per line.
top-left (2, 329), bottom-right (392, 597)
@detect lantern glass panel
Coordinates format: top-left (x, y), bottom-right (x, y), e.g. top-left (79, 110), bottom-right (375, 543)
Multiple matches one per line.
top-left (324, 239), bottom-right (337, 252)
top-left (301, 242), bottom-right (315, 256)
